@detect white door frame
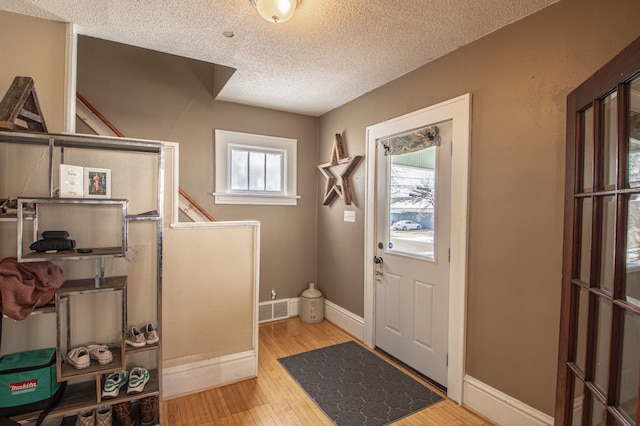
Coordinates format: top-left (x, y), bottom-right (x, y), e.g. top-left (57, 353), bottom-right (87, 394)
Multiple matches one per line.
top-left (364, 93), bottom-right (471, 403)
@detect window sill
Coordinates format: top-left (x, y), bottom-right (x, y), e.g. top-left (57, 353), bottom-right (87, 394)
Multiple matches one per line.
top-left (212, 193), bottom-right (300, 206)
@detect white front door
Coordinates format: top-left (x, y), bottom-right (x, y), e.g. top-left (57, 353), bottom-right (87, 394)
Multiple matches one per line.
top-left (365, 94), bottom-right (471, 402)
top-left (373, 119), bottom-right (452, 388)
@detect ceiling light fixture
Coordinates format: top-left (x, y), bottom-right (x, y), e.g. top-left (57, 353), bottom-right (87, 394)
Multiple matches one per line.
top-left (250, 0), bottom-right (301, 23)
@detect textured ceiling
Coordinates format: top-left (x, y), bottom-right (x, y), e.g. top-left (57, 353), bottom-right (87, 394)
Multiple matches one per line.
top-left (1, 0), bottom-right (558, 116)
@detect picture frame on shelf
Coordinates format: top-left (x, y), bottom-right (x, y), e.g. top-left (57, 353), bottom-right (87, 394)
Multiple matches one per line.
top-left (84, 167), bottom-right (111, 198)
top-left (59, 164), bottom-right (84, 198)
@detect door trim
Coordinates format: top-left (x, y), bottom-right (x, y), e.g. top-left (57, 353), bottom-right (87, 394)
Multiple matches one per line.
top-left (364, 93), bottom-right (472, 403)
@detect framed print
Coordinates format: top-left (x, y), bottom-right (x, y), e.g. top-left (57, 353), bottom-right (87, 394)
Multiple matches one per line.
top-left (84, 167), bottom-right (111, 198)
top-left (59, 164), bottom-right (84, 198)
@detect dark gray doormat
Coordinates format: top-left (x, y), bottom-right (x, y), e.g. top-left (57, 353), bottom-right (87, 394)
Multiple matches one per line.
top-left (278, 341), bottom-right (443, 425)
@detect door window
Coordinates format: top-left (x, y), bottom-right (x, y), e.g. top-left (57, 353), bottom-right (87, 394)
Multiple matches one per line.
top-left (387, 147), bottom-right (436, 259)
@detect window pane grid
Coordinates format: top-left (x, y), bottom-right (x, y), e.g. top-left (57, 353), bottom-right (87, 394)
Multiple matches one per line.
top-left (249, 151), bottom-right (266, 191)
top-left (567, 82), bottom-right (640, 425)
top-left (560, 41), bottom-right (640, 426)
top-left (594, 100), bottom-right (605, 193)
top-left (214, 129), bottom-right (297, 205)
top-left (229, 147), bottom-right (284, 194)
top-left (597, 196), bottom-right (615, 293)
top-left (572, 374), bottom-right (585, 426)
top-left (617, 310), bottom-right (639, 422)
top-left (603, 92), bottom-right (618, 191)
top-left (265, 153), bottom-right (282, 191)
top-left (628, 78), bottom-right (640, 189)
top-left (575, 287), bottom-right (589, 373)
top-left (590, 394), bottom-right (607, 426)
top-left (577, 197), bottom-right (593, 285)
top-left (386, 147), bottom-right (436, 259)
top-left (581, 106), bottom-right (594, 193)
top-left (230, 149), bottom-right (249, 191)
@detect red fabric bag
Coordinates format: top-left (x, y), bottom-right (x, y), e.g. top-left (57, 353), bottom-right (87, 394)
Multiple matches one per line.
top-left (0, 257), bottom-right (63, 320)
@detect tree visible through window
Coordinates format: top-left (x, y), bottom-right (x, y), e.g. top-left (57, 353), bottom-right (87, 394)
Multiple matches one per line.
top-left (388, 147), bottom-right (436, 258)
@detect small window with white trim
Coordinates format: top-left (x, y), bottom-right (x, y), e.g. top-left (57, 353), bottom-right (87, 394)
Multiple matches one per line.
top-left (214, 129), bottom-right (299, 205)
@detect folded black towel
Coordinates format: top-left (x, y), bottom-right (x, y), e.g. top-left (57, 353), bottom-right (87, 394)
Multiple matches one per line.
top-left (29, 238), bottom-right (76, 252)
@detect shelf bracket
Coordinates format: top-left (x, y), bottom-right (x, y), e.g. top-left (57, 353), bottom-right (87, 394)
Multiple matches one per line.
top-left (94, 258), bottom-right (105, 288)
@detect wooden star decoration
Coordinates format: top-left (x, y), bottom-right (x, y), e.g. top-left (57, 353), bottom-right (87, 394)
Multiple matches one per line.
top-left (318, 134), bottom-right (363, 206)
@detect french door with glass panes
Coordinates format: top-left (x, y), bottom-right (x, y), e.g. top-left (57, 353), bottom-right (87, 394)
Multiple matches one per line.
top-left (556, 36), bottom-right (640, 425)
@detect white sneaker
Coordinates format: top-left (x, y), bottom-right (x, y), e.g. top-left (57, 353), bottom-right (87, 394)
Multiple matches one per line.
top-left (142, 323), bottom-right (159, 345)
top-left (125, 326), bottom-right (146, 348)
top-left (66, 347), bottom-right (90, 369)
top-left (102, 370), bottom-right (128, 399)
top-left (87, 344), bottom-right (113, 365)
top-left (127, 367), bottom-right (150, 394)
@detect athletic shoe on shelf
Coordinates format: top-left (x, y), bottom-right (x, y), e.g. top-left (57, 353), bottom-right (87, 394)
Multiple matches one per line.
top-left (102, 370), bottom-right (128, 399)
top-left (142, 323), bottom-right (159, 345)
top-left (86, 344), bottom-right (113, 365)
top-left (127, 367), bottom-right (150, 394)
top-left (125, 326), bottom-right (146, 348)
top-left (66, 347), bottom-right (90, 369)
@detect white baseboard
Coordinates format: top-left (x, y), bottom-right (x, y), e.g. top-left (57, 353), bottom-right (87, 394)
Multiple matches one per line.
top-left (289, 297), bottom-right (300, 317)
top-left (323, 299), bottom-right (365, 341)
top-left (463, 375), bottom-right (554, 426)
top-left (162, 350), bottom-right (257, 399)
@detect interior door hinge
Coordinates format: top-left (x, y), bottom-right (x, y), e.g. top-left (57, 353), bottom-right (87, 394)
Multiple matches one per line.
top-left (446, 353), bottom-right (449, 366)
top-left (448, 248), bottom-right (450, 262)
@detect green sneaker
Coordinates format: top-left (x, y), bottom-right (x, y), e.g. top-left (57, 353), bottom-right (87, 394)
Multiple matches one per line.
top-left (102, 370), bottom-right (128, 399)
top-left (127, 367), bottom-right (150, 394)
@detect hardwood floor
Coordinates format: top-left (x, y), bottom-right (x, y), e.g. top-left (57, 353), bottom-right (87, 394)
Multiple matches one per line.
top-left (162, 318), bottom-right (492, 425)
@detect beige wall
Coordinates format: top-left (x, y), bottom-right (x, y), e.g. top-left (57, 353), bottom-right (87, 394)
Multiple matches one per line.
top-left (75, 37), bottom-right (319, 303)
top-left (6, 0), bottom-right (640, 417)
top-left (163, 224), bottom-right (257, 362)
top-left (0, 10), bottom-right (66, 133)
top-left (0, 10), bottom-right (67, 355)
top-left (317, 0), bottom-right (640, 415)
